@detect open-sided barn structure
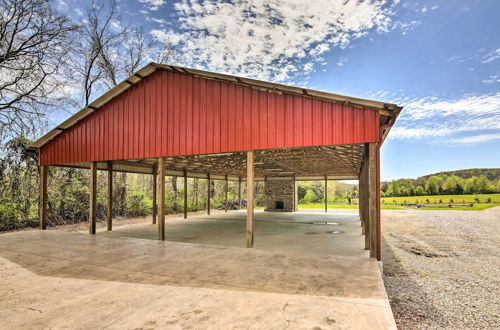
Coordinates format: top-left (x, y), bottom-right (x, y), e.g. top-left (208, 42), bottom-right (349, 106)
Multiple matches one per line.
top-left (29, 63), bottom-right (401, 261)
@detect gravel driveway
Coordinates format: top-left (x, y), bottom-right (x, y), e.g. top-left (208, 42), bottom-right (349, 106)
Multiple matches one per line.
top-left (382, 207), bottom-right (500, 329)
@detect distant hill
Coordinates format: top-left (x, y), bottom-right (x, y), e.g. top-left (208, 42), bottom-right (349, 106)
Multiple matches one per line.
top-left (418, 168), bottom-right (500, 182)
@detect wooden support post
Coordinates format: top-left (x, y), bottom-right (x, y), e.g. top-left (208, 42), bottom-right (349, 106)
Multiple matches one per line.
top-left (183, 168), bottom-right (188, 219)
top-left (238, 177), bottom-right (242, 209)
top-left (376, 144), bottom-right (382, 261)
top-left (39, 165), bottom-right (47, 230)
top-left (207, 173), bottom-right (211, 215)
top-left (358, 168), bottom-right (365, 234)
top-left (324, 175), bottom-right (328, 214)
top-left (293, 175), bottom-right (297, 212)
top-left (157, 157), bottom-right (165, 240)
top-left (361, 143), bottom-right (370, 250)
top-left (107, 162), bottom-right (113, 231)
top-left (89, 162), bottom-right (97, 235)
top-left (224, 175), bottom-right (228, 212)
top-left (152, 166), bottom-right (157, 225)
top-left (246, 151), bottom-right (254, 248)
top-left (358, 174), bottom-right (365, 231)
top-left (368, 143), bottom-right (379, 258)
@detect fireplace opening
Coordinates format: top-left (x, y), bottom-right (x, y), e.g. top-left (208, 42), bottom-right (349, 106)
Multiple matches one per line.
top-left (275, 201), bottom-right (284, 209)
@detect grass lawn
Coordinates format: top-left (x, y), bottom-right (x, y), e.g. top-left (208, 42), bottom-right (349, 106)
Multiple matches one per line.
top-left (381, 194), bottom-right (499, 211)
top-left (299, 194), bottom-right (500, 211)
top-left (298, 203), bottom-right (404, 210)
top-left (382, 193), bottom-right (500, 204)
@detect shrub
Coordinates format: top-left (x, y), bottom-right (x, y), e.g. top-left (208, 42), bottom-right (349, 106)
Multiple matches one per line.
top-left (126, 191), bottom-right (152, 217)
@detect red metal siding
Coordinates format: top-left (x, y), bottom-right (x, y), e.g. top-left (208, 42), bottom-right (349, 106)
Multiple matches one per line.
top-left (40, 70), bottom-right (380, 165)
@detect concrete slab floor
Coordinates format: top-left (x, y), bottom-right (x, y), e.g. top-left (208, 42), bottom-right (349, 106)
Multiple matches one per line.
top-left (100, 210), bottom-right (369, 258)
top-left (0, 213), bottom-right (396, 329)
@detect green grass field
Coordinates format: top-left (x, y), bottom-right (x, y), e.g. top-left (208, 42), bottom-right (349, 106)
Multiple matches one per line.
top-left (298, 194), bottom-right (500, 211)
top-left (381, 194), bottom-right (500, 204)
top-left (298, 203), bottom-right (405, 210)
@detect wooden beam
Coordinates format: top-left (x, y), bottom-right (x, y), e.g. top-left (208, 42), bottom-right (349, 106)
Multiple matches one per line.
top-left (107, 162), bottom-right (113, 231)
top-left (224, 174), bottom-right (228, 212)
top-left (183, 168), bottom-right (188, 219)
top-left (89, 162), bottom-right (97, 235)
top-left (39, 165), bottom-right (47, 230)
top-left (368, 143), bottom-right (379, 258)
top-left (246, 151), bottom-right (254, 248)
top-left (207, 172), bottom-right (211, 215)
top-left (157, 157), bottom-right (165, 240)
top-left (324, 175), bottom-right (328, 213)
top-left (152, 166), bottom-right (157, 224)
top-left (238, 177), bottom-right (242, 209)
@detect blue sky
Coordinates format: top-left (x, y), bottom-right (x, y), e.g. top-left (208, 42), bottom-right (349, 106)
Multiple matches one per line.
top-left (55, 0), bottom-right (500, 180)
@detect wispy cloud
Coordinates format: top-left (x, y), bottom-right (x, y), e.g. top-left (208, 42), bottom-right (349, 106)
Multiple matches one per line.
top-left (389, 93), bottom-right (500, 145)
top-left (152, 0), bottom-right (397, 82)
top-left (482, 74), bottom-right (500, 84)
top-left (447, 133), bottom-right (500, 145)
top-left (146, 16), bottom-right (167, 25)
top-left (138, 0), bottom-right (166, 11)
top-left (481, 48), bottom-right (500, 64)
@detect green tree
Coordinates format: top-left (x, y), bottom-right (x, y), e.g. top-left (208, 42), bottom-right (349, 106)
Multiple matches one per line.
top-left (415, 186), bottom-right (424, 196)
top-left (476, 175), bottom-right (492, 193)
top-left (443, 175), bottom-right (461, 194)
top-left (425, 176), bottom-right (440, 195)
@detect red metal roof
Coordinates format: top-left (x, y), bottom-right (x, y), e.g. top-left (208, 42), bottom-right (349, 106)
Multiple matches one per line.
top-left (39, 67), bottom-right (384, 166)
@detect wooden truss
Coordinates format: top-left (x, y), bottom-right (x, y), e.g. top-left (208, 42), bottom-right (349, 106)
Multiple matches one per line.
top-left (58, 144), bottom-right (365, 181)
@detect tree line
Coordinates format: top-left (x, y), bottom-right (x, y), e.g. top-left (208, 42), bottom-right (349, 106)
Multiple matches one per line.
top-left (382, 173), bottom-right (500, 197)
top-left (0, 137), bottom-right (266, 231)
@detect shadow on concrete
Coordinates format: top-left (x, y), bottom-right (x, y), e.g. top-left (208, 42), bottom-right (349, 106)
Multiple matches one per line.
top-left (0, 227), bottom-right (384, 300)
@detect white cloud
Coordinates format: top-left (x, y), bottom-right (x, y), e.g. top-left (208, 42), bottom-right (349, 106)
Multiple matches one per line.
top-left (150, 29), bottom-right (184, 46)
top-left (154, 0), bottom-right (395, 82)
top-left (421, 7), bottom-right (427, 13)
top-left (481, 48), bottom-right (500, 64)
top-left (389, 93), bottom-right (500, 145)
top-left (431, 5), bottom-right (439, 10)
top-left (390, 20), bottom-right (421, 35)
top-left (447, 133), bottom-right (500, 145)
top-left (146, 16), bottom-right (167, 25)
top-left (482, 74), bottom-right (500, 84)
top-left (138, 0), bottom-right (167, 11)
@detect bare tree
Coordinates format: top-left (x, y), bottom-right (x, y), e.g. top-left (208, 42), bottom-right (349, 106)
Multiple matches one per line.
top-left (0, 0), bottom-right (77, 140)
top-left (68, 0), bottom-right (125, 105)
top-left (154, 34), bottom-right (183, 65)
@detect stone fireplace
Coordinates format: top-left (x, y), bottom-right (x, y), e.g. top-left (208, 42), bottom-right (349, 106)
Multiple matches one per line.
top-left (264, 178), bottom-right (294, 212)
